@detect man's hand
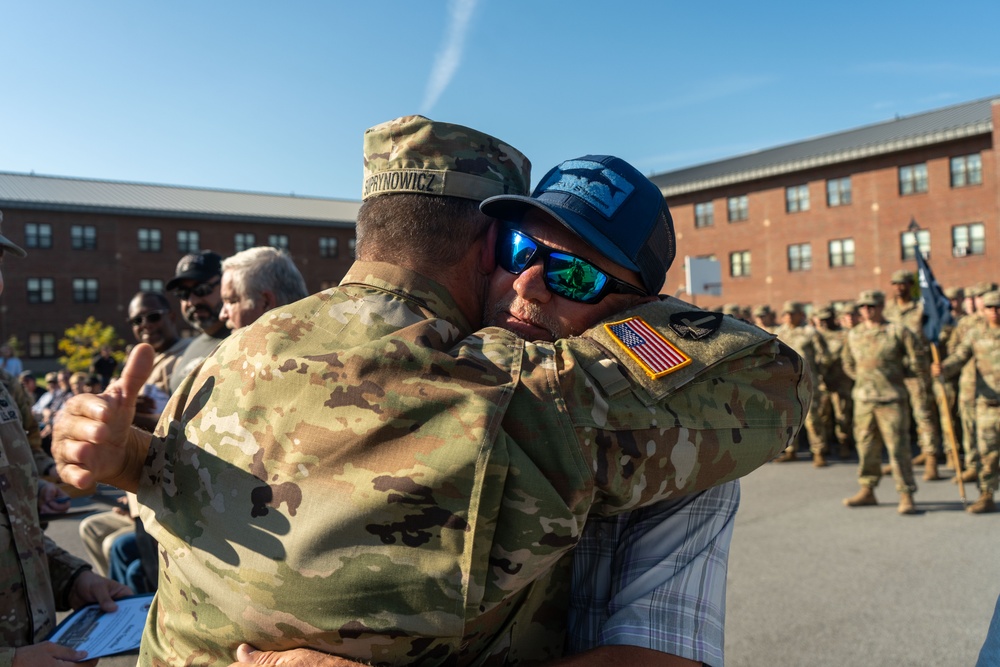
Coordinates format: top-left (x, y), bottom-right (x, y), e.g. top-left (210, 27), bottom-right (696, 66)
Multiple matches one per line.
top-left (37, 480), bottom-right (71, 516)
top-left (53, 344), bottom-right (155, 493)
top-left (228, 644), bottom-right (368, 666)
top-left (13, 641), bottom-right (96, 667)
top-left (67, 569), bottom-right (133, 612)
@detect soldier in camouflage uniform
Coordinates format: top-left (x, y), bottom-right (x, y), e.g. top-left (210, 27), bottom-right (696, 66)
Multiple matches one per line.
top-left (842, 290), bottom-right (926, 514)
top-left (949, 283), bottom-right (998, 484)
top-left (54, 119), bottom-right (809, 667)
top-left (936, 290), bottom-right (1000, 513)
top-left (884, 270), bottom-right (943, 480)
top-left (0, 213), bottom-right (132, 667)
top-left (774, 301), bottom-right (830, 466)
top-left (752, 304), bottom-right (776, 333)
top-left (815, 305), bottom-right (854, 459)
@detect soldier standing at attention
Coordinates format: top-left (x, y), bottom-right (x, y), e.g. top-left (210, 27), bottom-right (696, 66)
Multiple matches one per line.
top-left (842, 290), bottom-right (927, 514)
top-left (884, 269), bottom-right (943, 480)
top-left (935, 290), bottom-right (1000, 513)
top-left (775, 301), bottom-right (830, 466)
top-left (816, 305), bottom-right (855, 460)
top-left (752, 304), bottom-right (777, 333)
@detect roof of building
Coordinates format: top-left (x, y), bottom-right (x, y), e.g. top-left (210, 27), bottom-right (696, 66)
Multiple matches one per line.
top-left (0, 171), bottom-right (361, 227)
top-left (651, 95), bottom-right (998, 197)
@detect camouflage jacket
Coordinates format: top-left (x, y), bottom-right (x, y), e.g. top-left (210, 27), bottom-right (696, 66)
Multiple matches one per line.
top-left (842, 320), bottom-right (927, 402)
top-left (884, 298), bottom-right (924, 339)
top-left (816, 327), bottom-right (852, 394)
top-left (0, 368), bottom-right (51, 477)
top-left (137, 261), bottom-right (809, 667)
top-left (776, 322), bottom-right (829, 388)
top-left (941, 325), bottom-right (1000, 405)
top-left (0, 380), bottom-right (90, 665)
top-left (948, 313), bottom-right (987, 403)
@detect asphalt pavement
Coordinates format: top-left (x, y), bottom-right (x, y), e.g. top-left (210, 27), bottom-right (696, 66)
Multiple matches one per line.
top-left (44, 454), bottom-right (998, 666)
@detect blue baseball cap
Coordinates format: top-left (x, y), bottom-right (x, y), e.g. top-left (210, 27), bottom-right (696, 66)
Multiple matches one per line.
top-left (480, 155), bottom-right (675, 295)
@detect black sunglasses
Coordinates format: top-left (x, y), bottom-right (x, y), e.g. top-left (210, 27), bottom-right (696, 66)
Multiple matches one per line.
top-left (172, 279), bottom-right (220, 301)
top-left (496, 226), bottom-right (647, 304)
top-left (128, 309), bottom-right (170, 327)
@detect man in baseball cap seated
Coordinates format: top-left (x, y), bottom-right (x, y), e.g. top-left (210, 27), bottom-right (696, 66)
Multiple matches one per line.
top-left (164, 250), bottom-right (228, 392)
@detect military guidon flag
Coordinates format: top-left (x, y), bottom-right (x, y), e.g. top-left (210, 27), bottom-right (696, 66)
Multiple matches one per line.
top-left (605, 317), bottom-right (692, 379)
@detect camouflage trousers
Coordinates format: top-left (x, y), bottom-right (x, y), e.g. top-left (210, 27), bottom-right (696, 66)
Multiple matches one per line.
top-left (801, 391), bottom-right (826, 454)
top-left (815, 389), bottom-right (852, 449)
top-left (854, 399), bottom-right (917, 494)
top-left (961, 396), bottom-right (980, 469)
top-left (904, 376), bottom-right (941, 456)
top-left (975, 401), bottom-right (1000, 494)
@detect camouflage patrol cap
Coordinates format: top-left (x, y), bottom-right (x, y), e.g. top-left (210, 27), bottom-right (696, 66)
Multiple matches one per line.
top-left (836, 300), bottom-right (858, 315)
top-left (974, 281), bottom-right (999, 297)
top-left (983, 291), bottom-right (1000, 308)
top-left (0, 211), bottom-right (26, 258)
top-left (857, 289), bottom-right (885, 307)
top-left (722, 303), bottom-right (741, 316)
top-left (752, 304), bottom-right (773, 317)
top-left (362, 115), bottom-right (531, 202)
top-left (944, 286), bottom-right (964, 300)
top-left (781, 300), bottom-right (803, 315)
top-left (890, 269), bottom-right (915, 284)
top-left (814, 306), bottom-right (834, 320)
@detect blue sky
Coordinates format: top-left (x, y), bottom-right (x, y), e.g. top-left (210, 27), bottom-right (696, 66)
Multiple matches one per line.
top-left (3, 1), bottom-right (999, 201)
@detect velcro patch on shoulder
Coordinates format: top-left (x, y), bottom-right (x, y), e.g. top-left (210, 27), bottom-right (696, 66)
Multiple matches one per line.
top-left (604, 316), bottom-right (692, 379)
top-left (668, 311), bottom-right (723, 339)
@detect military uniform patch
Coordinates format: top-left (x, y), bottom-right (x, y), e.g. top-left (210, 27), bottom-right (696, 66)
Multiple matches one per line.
top-left (668, 311), bottom-right (723, 340)
top-left (604, 316), bottom-right (691, 379)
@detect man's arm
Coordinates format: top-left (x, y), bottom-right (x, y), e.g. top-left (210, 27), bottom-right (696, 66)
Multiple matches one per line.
top-left (53, 344), bottom-right (155, 493)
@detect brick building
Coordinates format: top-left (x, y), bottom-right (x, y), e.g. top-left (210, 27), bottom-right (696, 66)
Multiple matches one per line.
top-left (0, 172), bottom-right (360, 371)
top-left (651, 95), bottom-right (999, 311)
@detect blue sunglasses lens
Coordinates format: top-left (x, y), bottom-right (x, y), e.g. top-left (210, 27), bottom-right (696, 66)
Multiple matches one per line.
top-left (498, 229), bottom-right (607, 302)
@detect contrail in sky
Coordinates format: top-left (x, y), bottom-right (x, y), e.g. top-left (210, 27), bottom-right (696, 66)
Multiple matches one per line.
top-left (421, 0), bottom-right (478, 113)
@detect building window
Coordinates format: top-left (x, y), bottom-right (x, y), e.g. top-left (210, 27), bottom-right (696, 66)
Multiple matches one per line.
top-left (899, 163), bottom-right (928, 195)
top-left (951, 154), bottom-right (983, 188)
top-left (24, 223), bottom-right (53, 249)
top-left (901, 229), bottom-right (931, 260)
top-left (72, 278), bottom-right (99, 303)
top-left (787, 243), bottom-right (812, 271)
top-left (952, 223), bottom-right (985, 257)
top-left (828, 238), bottom-right (856, 267)
top-left (727, 196), bottom-right (748, 222)
top-left (235, 233), bottom-right (256, 253)
top-left (27, 278), bottom-right (55, 304)
top-left (694, 202), bottom-right (714, 228)
top-left (785, 185), bottom-right (810, 213)
top-left (826, 177), bottom-right (852, 207)
top-left (268, 234), bottom-right (289, 250)
top-left (319, 237), bottom-right (338, 258)
top-left (27, 332), bottom-right (57, 358)
top-left (729, 250), bottom-right (751, 277)
top-left (138, 228), bottom-right (162, 252)
top-left (139, 278), bottom-right (165, 292)
top-left (177, 230), bottom-right (200, 254)
top-left (348, 238), bottom-right (357, 259)
top-left (71, 225), bottom-right (97, 250)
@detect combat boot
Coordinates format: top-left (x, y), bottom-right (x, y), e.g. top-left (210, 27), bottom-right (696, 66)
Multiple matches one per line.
top-left (843, 486), bottom-right (877, 507)
top-left (911, 452), bottom-right (927, 466)
top-left (954, 468), bottom-right (978, 483)
top-left (881, 463), bottom-right (893, 476)
top-left (897, 492), bottom-right (916, 515)
top-left (923, 455), bottom-right (940, 481)
top-left (813, 451), bottom-right (828, 468)
top-left (967, 492), bottom-right (997, 514)
top-left (838, 443), bottom-right (853, 460)
top-left (774, 448), bottom-right (797, 463)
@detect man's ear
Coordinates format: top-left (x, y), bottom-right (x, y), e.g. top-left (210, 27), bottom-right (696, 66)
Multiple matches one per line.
top-left (478, 219), bottom-right (499, 275)
top-left (260, 289), bottom-right (277, 312)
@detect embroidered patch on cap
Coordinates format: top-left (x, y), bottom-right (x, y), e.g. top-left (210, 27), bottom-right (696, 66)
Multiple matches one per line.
top-left (605, 317), bottom-right (691, 379)
top-left (668, 311), bottom-right (723, 340)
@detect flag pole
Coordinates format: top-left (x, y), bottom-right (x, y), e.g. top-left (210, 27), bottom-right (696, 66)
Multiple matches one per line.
top-left (930, 343), bottom-right (966, 505)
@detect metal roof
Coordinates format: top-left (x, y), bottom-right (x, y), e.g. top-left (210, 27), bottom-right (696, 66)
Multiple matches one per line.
top-left (0, 171), bottom-right (361, 227)
top-left (651, 96), bottom-right (998, 197)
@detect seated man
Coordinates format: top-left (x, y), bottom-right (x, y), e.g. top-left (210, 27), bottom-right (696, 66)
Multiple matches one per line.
top-left (56, 120), bottom-right (808, 667)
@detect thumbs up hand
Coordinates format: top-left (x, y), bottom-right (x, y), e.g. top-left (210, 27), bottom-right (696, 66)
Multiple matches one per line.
top-left (53, 344), bottom-right (156, 494)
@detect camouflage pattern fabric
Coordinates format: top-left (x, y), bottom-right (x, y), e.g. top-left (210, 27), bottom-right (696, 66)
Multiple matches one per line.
top-left (0, 367), bottom-right (51, 476)
top-left (950, 313), bottom-right (988, 468)
top-left (884, 298), bottom-right (941, 455)
top-left (137, 261), bottom-right (809, 667)
top-left (818, 327), bottom-right (853, 448)
top-left (0, 380), bottom-right (91, 663)
top-left (942, 325), bottom-right (1000, 492)
top-left (842, 321), bottom-right (925, 493)
top-left (776, 322), bottom-right (828, 453)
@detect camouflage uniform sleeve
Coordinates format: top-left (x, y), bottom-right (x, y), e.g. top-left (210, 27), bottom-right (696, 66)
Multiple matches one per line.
top-left (902, 326), bottom-right (930, 379)
top-left (941, 339), bottom-right (974, 380)
top-left (43, 535), bottom-right (92, 610)
top-left (0, 369), bottom-right (51, 475)
top-left (842, 332), bottom-right (857, 381)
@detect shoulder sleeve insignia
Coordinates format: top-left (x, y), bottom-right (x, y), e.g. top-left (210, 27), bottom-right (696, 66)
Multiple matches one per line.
top-left (668, 311), bottom-right (724, 339)
top-left (604, 316), bottom-right (691, 379)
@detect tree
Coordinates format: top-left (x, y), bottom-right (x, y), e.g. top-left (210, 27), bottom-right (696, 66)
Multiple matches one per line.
top-left (58, 317), bottom-right (126, 373)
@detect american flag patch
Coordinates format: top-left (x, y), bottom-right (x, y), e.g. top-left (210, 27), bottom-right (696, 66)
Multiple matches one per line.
top-left (604, 316), bottom-right (691, 379)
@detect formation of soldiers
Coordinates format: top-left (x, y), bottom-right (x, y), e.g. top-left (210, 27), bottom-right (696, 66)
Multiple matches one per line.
top-left (718, 271), bottom-right (1000, 515)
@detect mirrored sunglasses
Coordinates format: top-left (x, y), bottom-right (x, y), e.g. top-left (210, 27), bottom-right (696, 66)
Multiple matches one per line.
top-left (172, 279), bottom-right (220, 301)
top-left (128, 309), bottom-right (170, 327)
top-left (496, 227), bottom-right (647, 304)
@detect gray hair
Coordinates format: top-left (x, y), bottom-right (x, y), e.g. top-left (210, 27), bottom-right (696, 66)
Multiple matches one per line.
top-left (221, 247), bottom-right (308, 309)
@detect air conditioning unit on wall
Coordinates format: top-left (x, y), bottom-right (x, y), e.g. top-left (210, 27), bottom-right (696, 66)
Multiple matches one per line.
top-left (953, 245), bottom-right (968, 258)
